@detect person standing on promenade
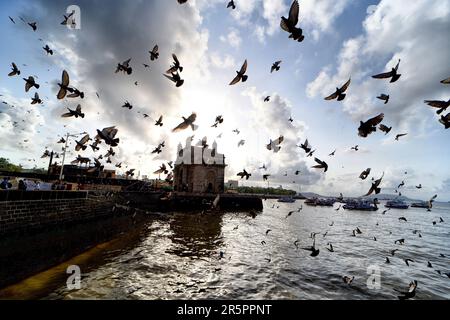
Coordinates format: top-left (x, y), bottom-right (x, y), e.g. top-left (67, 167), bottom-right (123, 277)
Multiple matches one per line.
top-left (18, 179), bottom-right (27, 191)
top-left (0, 177), bottom-right (12, 190)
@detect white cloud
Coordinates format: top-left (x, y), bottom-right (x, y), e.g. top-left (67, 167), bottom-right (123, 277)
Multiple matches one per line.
top-left (262, 0), bottom-right (287, 36)
top-left (0, 91), bottom-right (49, 163)
top-left (228, 0), bottom-right (351, 42)
top-left (10, 0), bottom-right (212, 177)
top-left (220, 28), bottom-right (242, 48)
top-left (301, 0), bottom-right (351, 40)
top-left (306, 0), bottom-right (450, 132)
top-left (209, 52), bottom-right (236, 69)
top-left (241, 87), bottom-right (322, 187)
top-left (254, 25), bottom-right (266, 44)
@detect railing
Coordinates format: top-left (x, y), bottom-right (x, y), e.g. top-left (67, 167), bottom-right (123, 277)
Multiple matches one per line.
top-left (0, 190), bottom-right (88, 202)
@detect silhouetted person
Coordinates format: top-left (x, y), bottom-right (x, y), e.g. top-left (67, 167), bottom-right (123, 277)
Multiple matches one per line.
top-left (0, 177), bottom-right (12, 190)
top-left (18, 180), bottom-right (27, 191)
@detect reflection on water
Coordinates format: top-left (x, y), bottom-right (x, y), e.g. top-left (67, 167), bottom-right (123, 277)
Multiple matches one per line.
top-left (1, 200), bottom-right (449, 300)
top-left (166, 213), bottom-right (224, 259)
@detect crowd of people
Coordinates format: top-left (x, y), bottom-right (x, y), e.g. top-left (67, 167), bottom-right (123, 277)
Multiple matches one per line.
top-left (0, 177), bottom-right (54, 191)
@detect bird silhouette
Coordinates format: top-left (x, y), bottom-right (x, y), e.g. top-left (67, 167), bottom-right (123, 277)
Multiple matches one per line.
top-left (28, 22), bottom-right (37, 31)
top-left (61, 11), bottom-right (75, 25)
top-left (372, 59), bottom-right (401, 83)
top-left (75, 134), bottom-right (90, 151)
top-left (122, 101), bottom-right (133, 110)
top-left (324, 78), bottom-right (351, 101)
top-left (365, 172), bottom-right (384, 196)
top-left (266, 136), bottom-right (284, 153)
top-left (23, 76), bottom-right (40, 92)
top-left (229, 60), bottom-right (248, 85)
top-left (237, 169), bottom-right (251, 180)
top-left (358, 113), bottom-right (384, 137)
top-left (149, 45), bottom-right (159, 61)
top-left (302, 238), bottom-right (320, 257)
top-left (154, 164), bottom-right (168, 175)
top-left (342, 276), bottom-right (354, 284)
top-left (172, 113), bottom-right (197, 132)
top-left (211, 115), bottom-right (224, 128)
top-left (439, 113), bottom-right (450, 129)
top-left (126, 169), bottom-right (136, 177)
top-left (280, 0), bottom-right (304, 42)
top-left (359, 168), bottom-right (371, 180)
top-left (155, 115), bottom-right (164, 127)
top-left (404, 259), bottom-right (414, 266)
top-left (395, 280), bottom-right (417, 300)
top-left (164, 72), bottom-right (184, 87)
top-left (271, 61), bottom-right (282, 73)
top-left (379, 124), bottom-right (392, 135)
top-left (8, 63), bottom-right (20, 76)
top-left (299, 139), bottom-right (312, 153)
top-left (67, 86), bottom-right (84, 99)
top-left (115, 58), bottom-right (132, 75)
top-left (31, 92), bottom-right (42, 105)
top-left (424, 99), bottom-right (450, 115)
top-left (312, 158), bottom-right (328, 172)
top-left (96, 126), bottom-right (119, 147)
top-left (377, 94), bottom-right (390, 104)
top-left (152, 142), bottom-right (165, 154)
top-left (57, 70), bottom-right (70, 99)
top-left (167, 54), bottom-right (183, 73)
top-left (43, 44), bottom-right (53, 55)
top-left (227, 0), bottom-right (236, 10)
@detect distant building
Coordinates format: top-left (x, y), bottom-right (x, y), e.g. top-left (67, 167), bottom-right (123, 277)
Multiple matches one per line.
top-left (226, 180), bottom-right (239, 189)
top-left (173, 140), bottom-right (226, 193)
top-left (48, 164), bottom-right (116, 179)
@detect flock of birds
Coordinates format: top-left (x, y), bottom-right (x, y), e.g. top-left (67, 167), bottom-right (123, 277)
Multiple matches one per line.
top-left (2, 0), bottom-right (449, 183)
top-left (179, 0), bottom-right (448, 300)
top-left (1, 0), bottom-right (449, 299)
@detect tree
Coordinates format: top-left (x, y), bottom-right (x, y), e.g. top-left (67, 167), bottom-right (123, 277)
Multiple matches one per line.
top-left (0, 158), bottom-right (22, 172)
top-left (225, 185), bottom-right (296, 196)
top-left (30, 166), bottom-right (46, 174)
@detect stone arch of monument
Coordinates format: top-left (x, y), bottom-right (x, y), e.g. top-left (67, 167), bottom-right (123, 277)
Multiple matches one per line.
top-left (206, 170), bottom-right (216, 193)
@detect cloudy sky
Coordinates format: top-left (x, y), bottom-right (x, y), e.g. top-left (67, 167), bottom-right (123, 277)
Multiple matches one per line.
top-left (0, 0), bottom-right (449, 200)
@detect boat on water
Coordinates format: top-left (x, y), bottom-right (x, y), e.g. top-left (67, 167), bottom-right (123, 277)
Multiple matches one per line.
top-left (278, 196), bottom-right (296, 203)
top-left (411, 201), bottom-right (430, 209)
top-left (385, 199), bottom-right (409, 209)
top-left (304, 197), bottom-right (335, 207)
top-left (343, 199), bottom-right (378, 211)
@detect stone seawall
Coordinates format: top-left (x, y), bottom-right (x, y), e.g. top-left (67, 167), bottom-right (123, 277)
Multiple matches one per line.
top-left (0, 190), bottom-right (264, 237)
top-left (0, 191), bottom-right (119, 237)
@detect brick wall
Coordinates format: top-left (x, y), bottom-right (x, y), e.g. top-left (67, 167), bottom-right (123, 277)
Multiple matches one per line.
top-left (0, 191), bottom-right (118, 237)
